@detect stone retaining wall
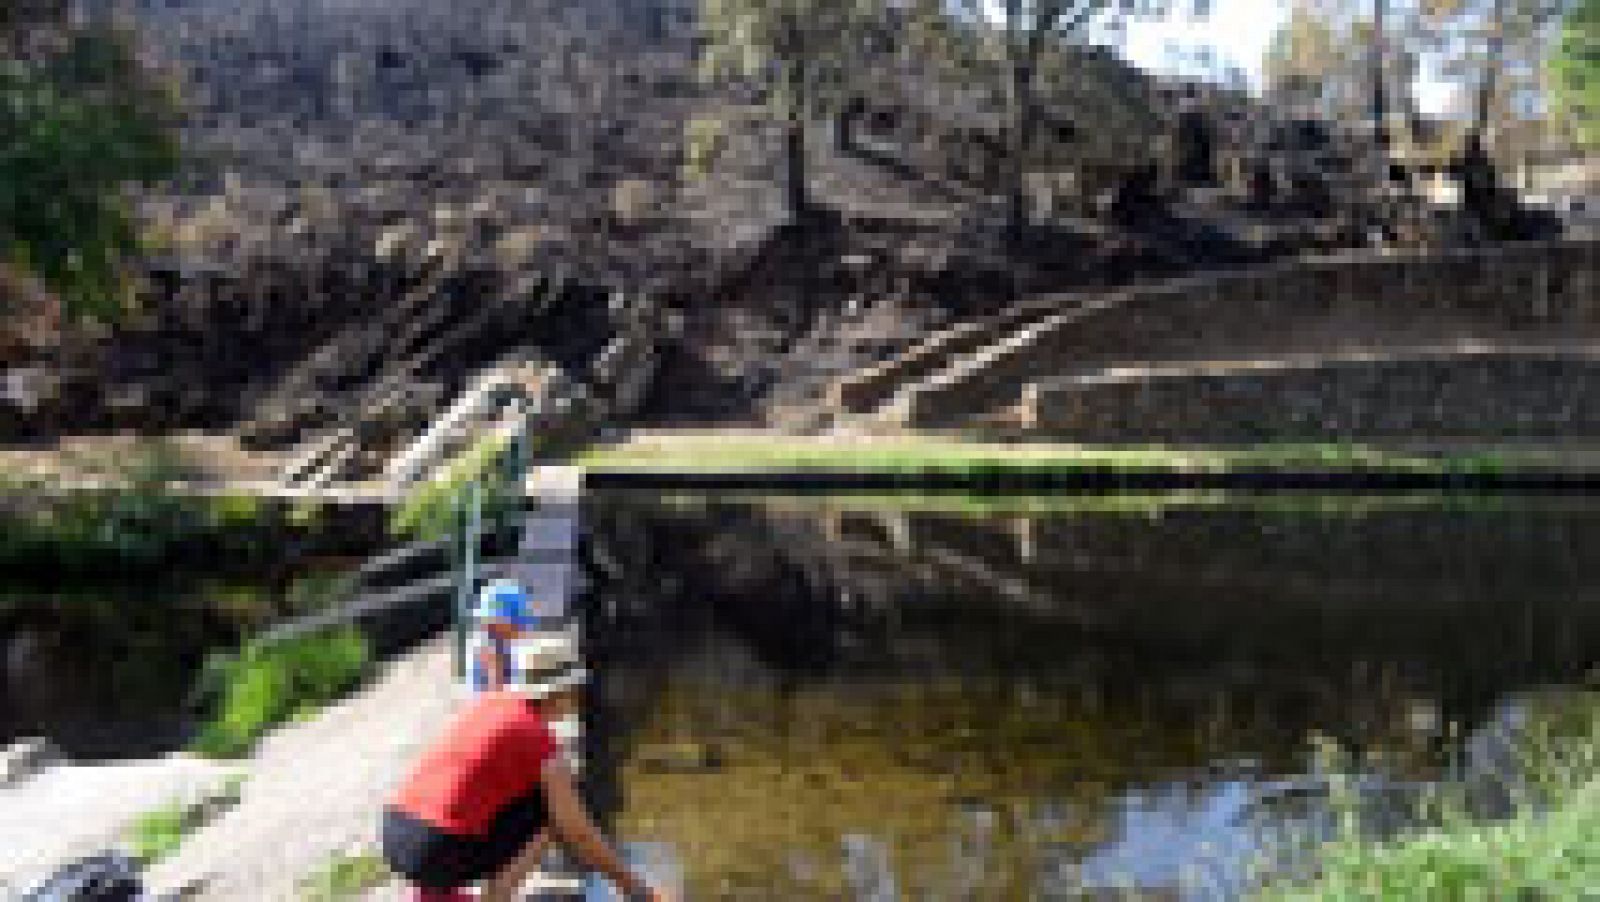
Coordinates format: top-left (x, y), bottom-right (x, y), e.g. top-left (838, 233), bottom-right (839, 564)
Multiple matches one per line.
top-left (1022, 347), bottom-right (1600, 441)
top-left (897, 239), bottom-right (1600, 426)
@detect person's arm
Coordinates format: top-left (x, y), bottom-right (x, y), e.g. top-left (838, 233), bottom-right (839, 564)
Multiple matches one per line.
top-left (473, 637), bottom-right (506, 691)
top-left (539, 759), bottom-right (661, 901)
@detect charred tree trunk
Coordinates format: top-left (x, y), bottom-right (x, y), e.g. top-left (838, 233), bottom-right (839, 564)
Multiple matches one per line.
top-left (1371, 0), bottom-right (1389, 150)
top-left (1472, 0), bottom-right (1507, 146)
top-left (784, 116), bottom-right (809, 222)
top-left (782, 57), bottom-right (810, 224)
top-left (1005, 56), bottom-right (1035, 245)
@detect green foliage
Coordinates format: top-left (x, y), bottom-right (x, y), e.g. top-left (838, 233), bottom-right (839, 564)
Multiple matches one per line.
top-left (189, 627), bottom-right (370, 758)
top-left (299, 851), bottom-right (392, 901)
top-left (0, 447), bottom-right (313, 573)
top-left (123, 775), bottom-right (245, 864)
top-left (1265, 786), bottom-right (1600, 899)
top-left (696, 0), bottom-right (882, 213)
top-left (698, 0), bottom-right (880, 119)
top-left (1262, 703), bottom-right (1600, 900)
top-left (389, 431), bottom-right (515, 540)
top-left (577, 435), bottom-right (1513, 475)
top-left (684, 115), bottom-right (729, 181)
top-left (1551, 0), bottom-right (1599, 145)
top-left (0, 26), bottom-right (179, 323)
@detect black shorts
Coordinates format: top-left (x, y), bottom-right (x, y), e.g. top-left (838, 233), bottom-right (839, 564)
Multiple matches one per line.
top-left (381, 792), bottom-right (548, 889)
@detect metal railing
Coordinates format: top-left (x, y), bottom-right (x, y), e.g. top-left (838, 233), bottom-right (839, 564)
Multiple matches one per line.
top-left (447, 408), bottom-right (533, 683)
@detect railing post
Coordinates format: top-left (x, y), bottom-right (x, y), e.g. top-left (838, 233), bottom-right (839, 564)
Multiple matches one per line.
top-left (454, 477), bottom-right (484, 685)
top-left (452, 484), bottom-right (467, 682)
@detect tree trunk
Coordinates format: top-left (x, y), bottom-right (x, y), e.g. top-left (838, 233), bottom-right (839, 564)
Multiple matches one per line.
top-left (1472, 0), bottom-right (1507, 145)
top-left (784, 116), bottom-right (808, 222)
top-left (1005, 58), bottom-right (1035, 244)
top-left (1371, 0), bottom-right (1389, 148)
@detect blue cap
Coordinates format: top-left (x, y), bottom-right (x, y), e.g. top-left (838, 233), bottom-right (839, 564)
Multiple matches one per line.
top-left (475, 579), bottom-right (536, 630)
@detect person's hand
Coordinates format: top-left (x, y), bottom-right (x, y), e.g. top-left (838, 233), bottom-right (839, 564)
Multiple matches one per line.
top-left (621, 877), bottom-right (671, 902)
top-left (635, 886), bottom-right (673, 902)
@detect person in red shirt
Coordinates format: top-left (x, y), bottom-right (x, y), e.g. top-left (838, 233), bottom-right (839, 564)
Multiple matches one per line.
top-left (382, 667), bottom-right (665, 902)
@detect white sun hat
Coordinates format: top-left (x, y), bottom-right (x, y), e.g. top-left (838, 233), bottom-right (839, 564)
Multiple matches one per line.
top-left (508, 630), bottom-right (588, 699)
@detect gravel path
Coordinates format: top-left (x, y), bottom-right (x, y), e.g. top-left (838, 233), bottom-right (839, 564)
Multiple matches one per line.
top-left (145, 633), bottom-right (459, 901)
top-left (0, 755), bottom-right (234, 895)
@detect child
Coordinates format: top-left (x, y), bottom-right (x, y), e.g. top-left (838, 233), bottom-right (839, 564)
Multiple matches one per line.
top-left (469, 579), bottom-right (538, 693)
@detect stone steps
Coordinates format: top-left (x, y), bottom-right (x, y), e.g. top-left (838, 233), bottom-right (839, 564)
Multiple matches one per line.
top-left (276, 280), bottom-right (543, 488)
top-left (864, 238), bottom-right (1599, 430)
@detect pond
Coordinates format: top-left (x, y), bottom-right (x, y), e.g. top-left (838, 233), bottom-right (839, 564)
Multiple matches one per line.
top-left (581, 493), bottom-right (1600, 899)
top-left (0, 561), bottom-right (361, 759)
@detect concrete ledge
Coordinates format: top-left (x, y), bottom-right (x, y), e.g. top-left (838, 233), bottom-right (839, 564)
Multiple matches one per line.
top-left (586, 467), bottom-right (1600, 493)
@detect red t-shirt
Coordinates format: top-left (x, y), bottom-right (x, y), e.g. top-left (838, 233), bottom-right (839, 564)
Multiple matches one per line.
top-left (393, 692), bottom-right (556, 837)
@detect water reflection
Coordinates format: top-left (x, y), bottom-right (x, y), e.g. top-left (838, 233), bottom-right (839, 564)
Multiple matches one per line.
top-left (584, 495), bottom-right (1600, 899)
top-left (0, 567), bottom-right (354, 758)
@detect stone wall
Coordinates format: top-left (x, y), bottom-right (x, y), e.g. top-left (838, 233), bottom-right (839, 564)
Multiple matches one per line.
top-left (1021, 347), bottom-right (1600, 441)
top-left (896, 239), bottom-right (1600, 426)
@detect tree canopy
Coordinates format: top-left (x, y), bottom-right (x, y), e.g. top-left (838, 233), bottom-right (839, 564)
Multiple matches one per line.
top-left (0, 23), bottom-right (178, 325)
top-left (697, 0), bottom-right (884, 218)
top-left (1551, 0), bottom-right (1598, 145)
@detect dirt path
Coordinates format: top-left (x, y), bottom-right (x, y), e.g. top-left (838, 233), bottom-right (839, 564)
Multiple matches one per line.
top-left (145, 634), bottom-right (459, 901)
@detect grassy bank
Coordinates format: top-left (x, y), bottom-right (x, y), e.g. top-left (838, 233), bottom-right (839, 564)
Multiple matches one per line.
top-left (0, 457), bottom-right (326, 574)
top-left (637, 489), bottom-right (1569, 517)
top-left (190, 627), bottom-right (370, 759)
top-left (1264, 703), bottom-right (1600, 899)
top-left (578, 435), bottom-right (1519, 476)
top-left (1265, 783), bottom-right (1600, 899)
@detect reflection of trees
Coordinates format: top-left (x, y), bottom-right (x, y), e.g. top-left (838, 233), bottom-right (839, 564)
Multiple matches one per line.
top-left (0, 588), bottom-right (260, 757)
top-left (581, 497), bottom-right (1600, 892)
top-left (587, 497), bottom-right (1600, 746)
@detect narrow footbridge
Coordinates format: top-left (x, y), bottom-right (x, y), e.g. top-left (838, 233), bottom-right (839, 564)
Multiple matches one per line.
top-left (465, 464), bottom-right (683, 900)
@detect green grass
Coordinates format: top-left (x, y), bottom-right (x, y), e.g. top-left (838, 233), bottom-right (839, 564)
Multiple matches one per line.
top-left (189, 627), bottom-right (370, 759)
top-left (299, 851), bottom-right (392, 901)
top-left (636, 489), bottom-right (1546, 518)
top-left (577, 436), bottom-right (1514, 476)
top-left (1263, 705), bottom-right (1600, 899)
top-left (0, 449), bottom-right (319, 574)
top-left (124, 776), bottom-right (244, 864)
top-left (390, 431), bottom-right (517, 539)
top-left (1263, 784), bottom-right (1600, 900)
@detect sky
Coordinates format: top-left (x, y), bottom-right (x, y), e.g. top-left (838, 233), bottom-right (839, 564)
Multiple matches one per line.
top-left (1115, 0), bottom-right (1289, 89)
top-left (1113, 0), bottom-right (1458, 114)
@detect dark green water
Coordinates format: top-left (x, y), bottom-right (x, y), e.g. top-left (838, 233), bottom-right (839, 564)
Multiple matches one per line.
top-left (582, 494), bottom-right (1600, 899)
top-left (12, 493), bottom-right (1600, 897)
top-left (0, 562), bottom-right (356, 758)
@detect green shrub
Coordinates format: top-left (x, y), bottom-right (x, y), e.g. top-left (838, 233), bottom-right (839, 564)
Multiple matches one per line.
top-left (1264, 785), bottom-right (1600, 900)
top-left (389, 431), bottom-right (516, 540)
top-left (190, 628), bottom-right (370, 759)
top-left (0, 448), bottom-right (316, 575)
top-left (1262, 710), bottom-right (1600, 899)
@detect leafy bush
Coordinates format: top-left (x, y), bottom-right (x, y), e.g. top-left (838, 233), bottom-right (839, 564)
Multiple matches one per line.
top-left (1265, 786), bottom-right (1600, 900)
top-left (389, 431), bottom-right (516, 540)
top-left (0, 26), bottom-right (179, 323)
top-left (1263, 709), bottom-right (1600, 899)
top-left (190, 627), bottom-right (370, 759)
top-left (0, 445), bottom-right (321, 574)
